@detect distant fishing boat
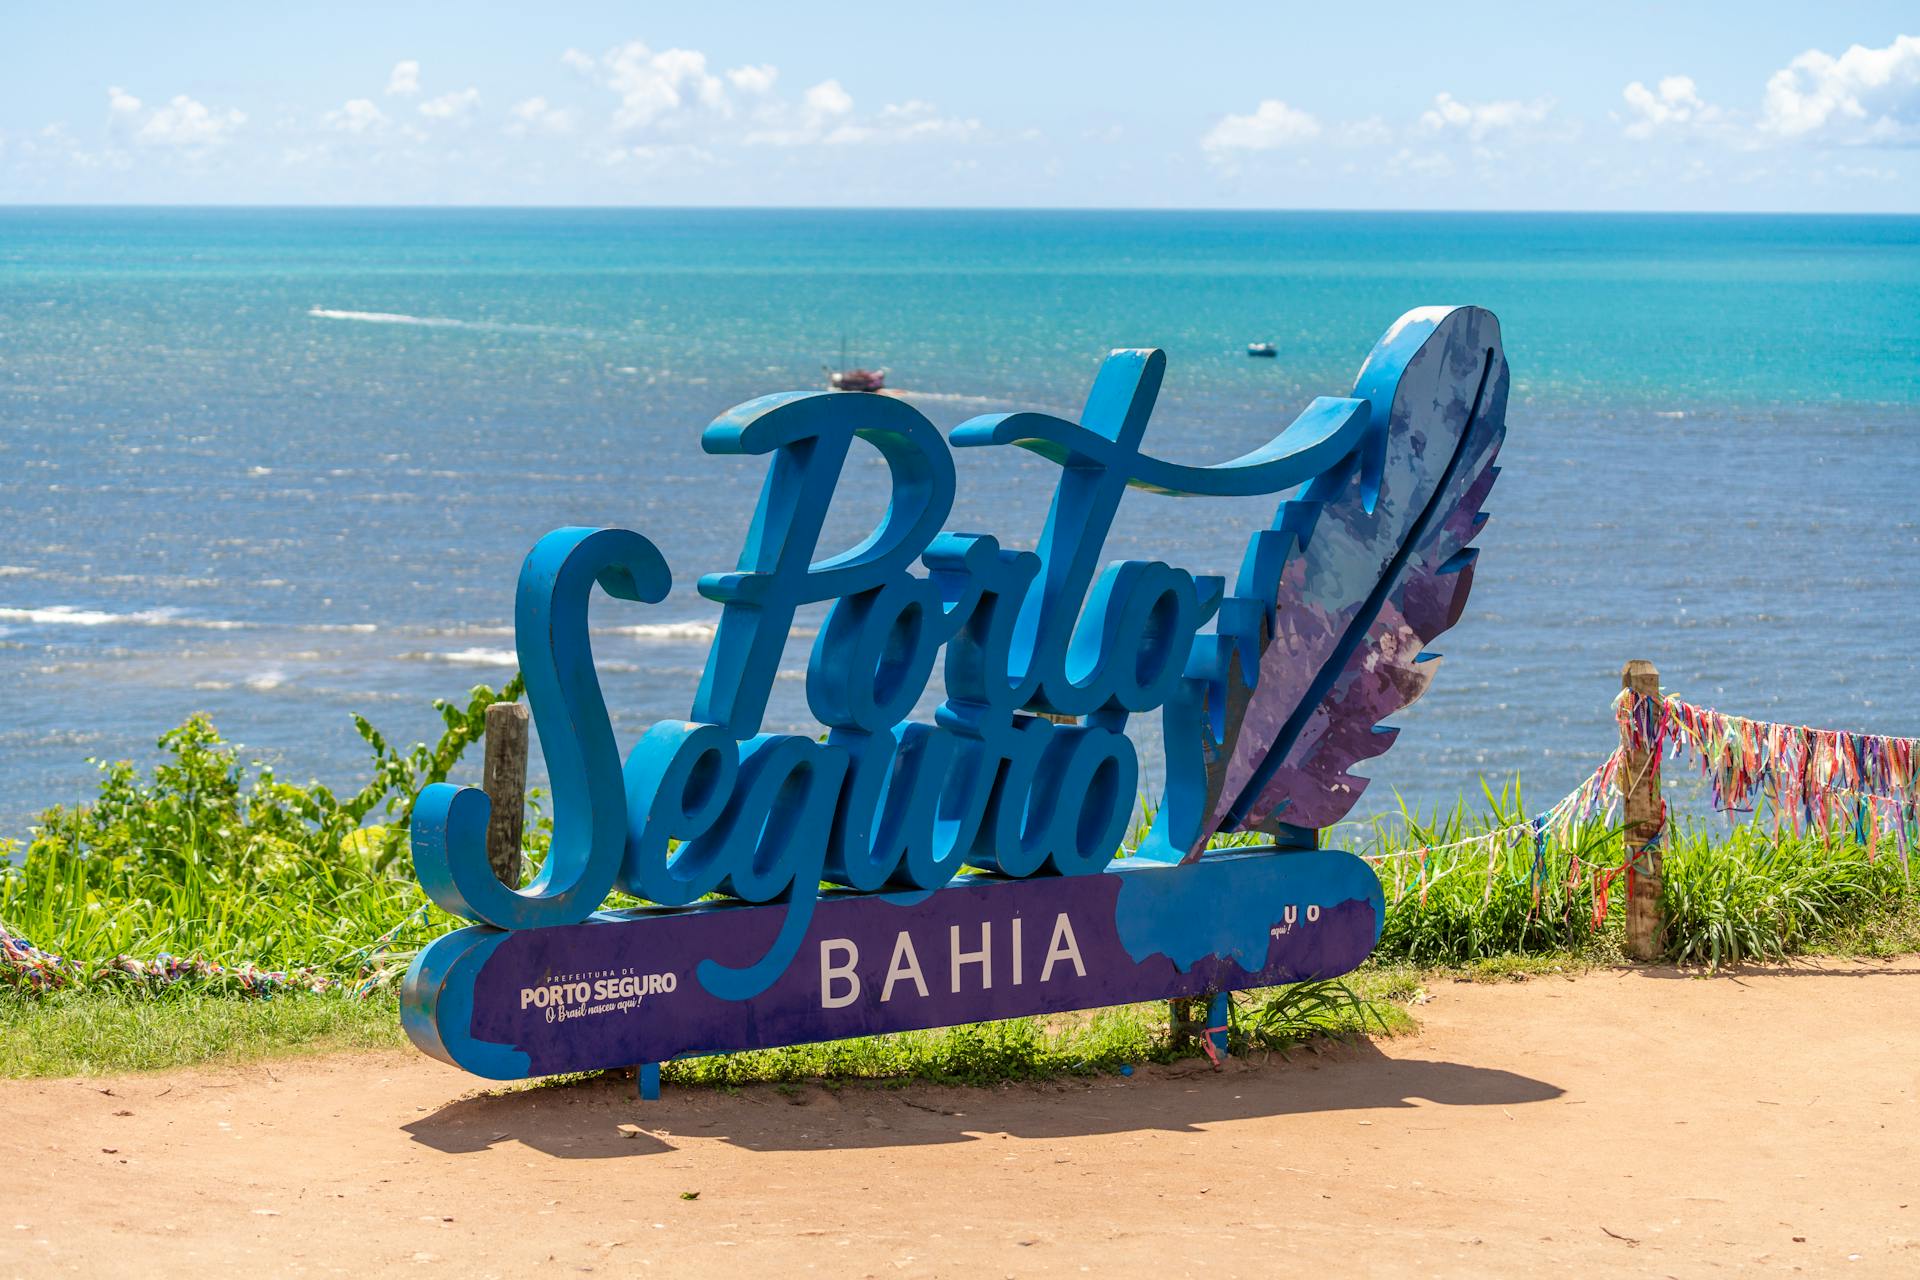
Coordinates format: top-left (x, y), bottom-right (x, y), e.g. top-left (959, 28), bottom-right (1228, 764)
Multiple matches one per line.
top-left (826, 366), bottom-right (887, 392)
top-left (1247, 342), bottom-right (1278, 358)
top-left (826, 337), bottom-right (888, 392)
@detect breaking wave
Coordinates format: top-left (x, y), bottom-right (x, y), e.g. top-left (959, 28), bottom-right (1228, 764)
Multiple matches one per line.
top-left (400, 647), bottom-right (643, 674)
top-left (0, 604), bottom-right (250, 631)
top-left (0, 605), bottom-right (380, 634)
top-left (602, 621), bottom-right (720, 642)
top-left (405, 647), bottom-right (519, 667)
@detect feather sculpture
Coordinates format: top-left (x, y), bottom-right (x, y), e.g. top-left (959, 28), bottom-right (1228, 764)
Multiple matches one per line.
top-left (1156, 305), bottom-right (1509, 858)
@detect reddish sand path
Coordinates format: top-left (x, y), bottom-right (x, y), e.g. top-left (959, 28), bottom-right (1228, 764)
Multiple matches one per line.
top-left (5, 960), bottom-right (1918, 1277)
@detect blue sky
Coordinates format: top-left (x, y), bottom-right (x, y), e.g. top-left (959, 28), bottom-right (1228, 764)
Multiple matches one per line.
top-left (3, 2), bottom-right (1917, 210)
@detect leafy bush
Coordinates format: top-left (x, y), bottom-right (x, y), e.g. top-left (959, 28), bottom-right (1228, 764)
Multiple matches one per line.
top-left (0, 678), bottom-right (522, 991)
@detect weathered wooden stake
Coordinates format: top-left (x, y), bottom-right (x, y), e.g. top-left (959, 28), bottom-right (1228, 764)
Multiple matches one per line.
top-left (482, 701), bottom-right (530, 888)
top-left (1169, 994), bottom-right (1202, 1053)
top-left (1620, 660), bottom-right (1665, 961)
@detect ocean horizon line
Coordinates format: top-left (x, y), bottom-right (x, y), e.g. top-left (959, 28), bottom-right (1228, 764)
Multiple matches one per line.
top-left (1, 202), bottom-right (1916, 219)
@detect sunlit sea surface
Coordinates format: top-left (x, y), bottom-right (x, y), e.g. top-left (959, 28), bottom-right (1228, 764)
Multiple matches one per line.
top-left (2, 208), bottom-right (1915, 838)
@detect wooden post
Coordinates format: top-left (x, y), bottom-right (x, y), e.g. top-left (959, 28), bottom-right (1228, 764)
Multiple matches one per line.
top-left (482, 701), bottom-right (530, 888)
top-left (1620, 660), bottom-right (1664, 961)
top-left (1169, 995), bottom-right (1200, 1052)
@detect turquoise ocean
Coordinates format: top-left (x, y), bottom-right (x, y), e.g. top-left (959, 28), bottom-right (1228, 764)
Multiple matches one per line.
top-left (1, 208), bottom-right (1915, 837)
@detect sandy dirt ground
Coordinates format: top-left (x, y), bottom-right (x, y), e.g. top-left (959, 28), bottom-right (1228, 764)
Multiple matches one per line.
top-left (4, 959), bottom-right (1918, 1278)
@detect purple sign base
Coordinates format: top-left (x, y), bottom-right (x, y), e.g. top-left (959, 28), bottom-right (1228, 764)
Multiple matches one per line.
top-left (402, 849), bottom-right (1383, 1080)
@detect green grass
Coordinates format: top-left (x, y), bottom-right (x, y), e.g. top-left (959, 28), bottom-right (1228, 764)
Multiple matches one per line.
top-left (1348, 783), bottom-right (1919, 969)
top-left (4, 698), bottom-right (1916, 1081)
top-left (0, 989), bottom-right (406, 1076)
top-left (0, 976), bottom-right (1414, 1080)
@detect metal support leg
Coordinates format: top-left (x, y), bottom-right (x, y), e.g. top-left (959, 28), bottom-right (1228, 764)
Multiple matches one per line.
top-left (636, 1062), bottom-right (661, 1101)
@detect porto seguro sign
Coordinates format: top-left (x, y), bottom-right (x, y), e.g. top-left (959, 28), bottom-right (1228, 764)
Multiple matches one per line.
top-left (404, 306), bottom-right (1509, 1081)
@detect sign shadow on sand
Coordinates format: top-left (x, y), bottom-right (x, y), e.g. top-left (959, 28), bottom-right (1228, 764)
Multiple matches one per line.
top-left (402, 1042), bottom-right (1563, 1160)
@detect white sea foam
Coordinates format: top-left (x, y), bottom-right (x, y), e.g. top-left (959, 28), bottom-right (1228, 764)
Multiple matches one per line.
top-left (0, 604), bottom-right (375, 634)
top-left (400, 647), bottom-right (658, 674)
top-left (309, 308), bottom-right (473, 328)
top-left (422, 647), bottom-right (519, 667)
top-left (0, 566), bottom-right (35, 577)
top-left (0, 604), bottom-right (250, 630)
top-left (416, 624), bottom-right (515, 638)
top-left (596, 620), bottom-right (819, 642)
top-left (882, 389), bottom-right (1010, 408)
top-left (604, 621), bottom-right (720, 641)
top-left (308, 308), bottom-right (582, 336)
top-left (1653, 410), bottom-right (1687, 419)
top-left (244, 671), bottom-right (287, 691)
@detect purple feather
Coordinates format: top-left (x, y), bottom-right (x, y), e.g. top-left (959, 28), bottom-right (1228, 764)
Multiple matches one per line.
top-left (1188, 306), bottom-right (1509, 853)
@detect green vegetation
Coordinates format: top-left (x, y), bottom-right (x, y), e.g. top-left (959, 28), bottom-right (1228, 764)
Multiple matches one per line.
top-left (0, 681), bottom-right (523, 992)
top-left (2, 696), bottom-right (1915, 1079)
top-left (0, 988), bottom-right (404, 1077)
top-left (1661, 824), bottom-right (1920, 965)
top-left (1363, 784), bottom-right (1920, 968)
top-left (661, 971), bottom-right (1415, 1089)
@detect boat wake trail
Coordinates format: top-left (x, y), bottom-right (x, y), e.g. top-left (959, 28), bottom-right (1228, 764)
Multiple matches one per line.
top-left (307, 309), bottom-right (586, 337)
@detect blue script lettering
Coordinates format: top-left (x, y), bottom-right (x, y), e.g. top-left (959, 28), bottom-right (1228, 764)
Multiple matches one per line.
top-left (412, 350), bottom-right (1377, 998)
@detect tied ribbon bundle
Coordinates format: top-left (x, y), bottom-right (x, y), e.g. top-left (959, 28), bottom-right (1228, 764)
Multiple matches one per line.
top-left (0, 902), bottom-right (432, 999)
top-left (1616, 690), bottom-right (1919, 877)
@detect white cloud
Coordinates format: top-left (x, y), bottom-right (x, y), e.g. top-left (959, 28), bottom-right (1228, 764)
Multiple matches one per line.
top-left (1387, 146), bottom-right (1453, 177)
top-left (1622, 75), bottom-right (1719, 139)
top-left (563, 42), bottom-right (974, 150)
top-left (1832, 161), bottom-right (1899, 180)
top-left (508, 96), bottom-right (574, 136)
top-left (1761, 34), bottom-right (1920, 145)
top-left (738, 76), bottom-right (973, 147)
top-left (602, 141), bottom-right (719, 171)
top-left (324, 98), bottom-right (389, 134)
top-left (1338, 116), bottom-right (1394, 147)
top-left (107, 89), bottom-right (245, 148)
top-left (596, 41), bottom-right (728, 132)
top-left (826, 99), bottom-right (979, 145)
top-left (1201, 99), bottom-right (1321, 151)
top-left (803, 78), bottom-right (854, 120)
top-left (386, 60), bottom-right (421, 97)
top-left (727, 64), bottom-right (778, 95)
top-left (1420, 91), bottom-right (1553, 141)
top-left (419, 88), bottom-right (481, 122)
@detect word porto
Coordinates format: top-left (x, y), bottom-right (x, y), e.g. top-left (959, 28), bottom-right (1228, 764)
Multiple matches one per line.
top-left (405, 306), bottom-right (1510, 1080)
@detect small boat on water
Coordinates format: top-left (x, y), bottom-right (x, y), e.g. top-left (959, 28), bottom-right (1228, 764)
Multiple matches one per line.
top-left (1247, 342), bottom-right (1278, 358)
top-left (826, 337), bottom-right (888, 392)
top-left (826, 366), bottom-right (888, 392)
